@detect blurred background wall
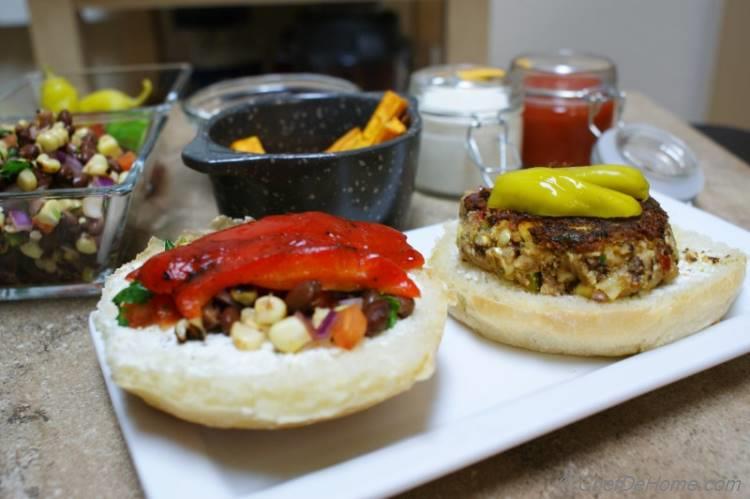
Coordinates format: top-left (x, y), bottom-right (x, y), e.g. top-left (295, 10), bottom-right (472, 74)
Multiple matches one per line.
top-left (1, 0), bottom-right (748, 129)
top-left (488, 0), bottom-right (723, 124)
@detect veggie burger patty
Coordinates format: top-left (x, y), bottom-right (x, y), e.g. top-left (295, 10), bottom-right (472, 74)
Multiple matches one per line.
top-left (458, 187), bottom-right (679, 301)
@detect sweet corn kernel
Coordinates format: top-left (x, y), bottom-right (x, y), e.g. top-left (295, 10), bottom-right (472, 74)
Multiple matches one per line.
top-left (37, 153), bottom-right (61, 174)
top-left (117, 171), bottom-right (129, 184)
top-left (29, 230), bottom-right (42, 241)
top-left (240, 307), bottom-right (258, 327)
top-left (36, 130), bottom-right (62, 153)
top-left (254, 295), bottom-right (287, 325)
top-left (82, 267), bottom-right (95, 283)
top-left (231, 322), bottom-right (265, 351)
top-left (35, 258), bottom-right (57, 273)
top-left (97, 134), bottom-right (122, 157)
top-left (83, 154), bottom-right (108, 176)
top-left (269, 316), bottom-right (311, 353)
top-left (0, 208), bottom-right (5, 228)
top-left (16, 168), bottom-right (38, 191)
top-left (20, 241), bottom-right (43, 259)
top-left (75, 233), bottom-right (98, 255)
top-left (231, 288), bottom-right (258, 306)
top-left (71, 127), bottom-right (90, 147)
top-left (0, 141), bottom-right (7, 160)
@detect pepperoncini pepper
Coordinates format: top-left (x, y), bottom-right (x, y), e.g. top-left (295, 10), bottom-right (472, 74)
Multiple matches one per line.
top-left (488, 165), bottom-right (649, 218)
top-left (77, 79), bottom-right (153, 113)
top-left (40, 69), bottom-right (79, 113)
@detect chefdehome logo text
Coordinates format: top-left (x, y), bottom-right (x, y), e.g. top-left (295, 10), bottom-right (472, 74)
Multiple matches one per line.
top-left (547, 470), bottom-right (742, 494)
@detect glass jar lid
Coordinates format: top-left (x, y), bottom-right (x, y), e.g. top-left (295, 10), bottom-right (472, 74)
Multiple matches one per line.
top-left (511, 50), bottom-right (618, 99)
top-left (409, 64), bottom-right (521, 116)
top-left (592, 123), bottom-right (704, 201)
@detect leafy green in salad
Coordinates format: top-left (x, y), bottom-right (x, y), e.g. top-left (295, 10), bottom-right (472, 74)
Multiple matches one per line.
top-left (113, 281), bottom-right (153, 326)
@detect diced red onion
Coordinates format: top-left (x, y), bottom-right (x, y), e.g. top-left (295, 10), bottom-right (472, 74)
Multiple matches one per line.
top-left (63, 154), bottom-right (83, 173)
top-left (8, 209), bottom-right (32, 231)
top-left (294, 312), bottom-right (315, 337)
top-left (82, 196), bottom-right (103, 219)
top-left (314, 310), bottom-right (337, 340)
top-left (91, 176), bottom-right (114, 188)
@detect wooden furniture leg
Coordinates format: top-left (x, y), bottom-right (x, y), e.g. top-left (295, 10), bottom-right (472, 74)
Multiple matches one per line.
top-left (27, 0), bottom-right (85, 70)
top-left (445, 0), bottom-right (489, 64)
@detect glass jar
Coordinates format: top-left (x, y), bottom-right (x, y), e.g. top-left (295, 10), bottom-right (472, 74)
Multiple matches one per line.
top-left (409, 64), bottom-right (522, 196)
top-left (511, 50), bottom-right (624, 167)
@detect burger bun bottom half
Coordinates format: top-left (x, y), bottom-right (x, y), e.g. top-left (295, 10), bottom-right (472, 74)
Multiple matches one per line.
top-left (430, 222), bottom-right (746, 357)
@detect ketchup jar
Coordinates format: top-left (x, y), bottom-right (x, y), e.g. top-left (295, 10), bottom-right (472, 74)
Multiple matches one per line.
top-left (510, 50), bottom-right (624, 167)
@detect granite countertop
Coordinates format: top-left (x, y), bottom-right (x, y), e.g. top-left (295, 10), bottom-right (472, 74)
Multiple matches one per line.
top-left (1, 93), bottom-right (748, 498)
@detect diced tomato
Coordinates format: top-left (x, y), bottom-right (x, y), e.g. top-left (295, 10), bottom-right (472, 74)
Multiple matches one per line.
top-left (123, 294), bottom-right (180, 328)
top-left (174, 245), bottom-right (420, 319)
top-left (117, 151), bottom-right (136, 171)
top-left (331, 306), bottom-right (368, 349)
top-left (90, 124), bottom-right (106, 138)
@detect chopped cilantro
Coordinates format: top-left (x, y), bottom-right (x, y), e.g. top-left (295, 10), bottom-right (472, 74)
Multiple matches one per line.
top-left (599, 253), bottom-right (607, 265)
top-left (0, 129), bottom-right (12, 138)
top-left (0, 158), bottom-right (30, 180)
top-left (113, 281), bottom-right (153, 326)
top-left (382, 295), bottom-right (400, 329)
top-left (164, 239), bottom-right (175, 250)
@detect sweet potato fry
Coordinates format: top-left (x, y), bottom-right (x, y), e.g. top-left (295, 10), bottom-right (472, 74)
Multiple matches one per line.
top-left (361, 90), bottom-right (408, 146)
top-left (326, 127), bottom-right (363, 152)
top-left (372, 117), bottom-right (406, 145)
top-left (230, 135), bottom-right (266, 154)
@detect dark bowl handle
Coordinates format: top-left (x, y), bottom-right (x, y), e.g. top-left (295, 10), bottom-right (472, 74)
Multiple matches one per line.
top-left (182, 130), bottom-right (265, 174)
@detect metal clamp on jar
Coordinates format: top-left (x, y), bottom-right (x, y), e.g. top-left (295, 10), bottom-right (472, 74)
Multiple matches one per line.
top-left (409, 64), bottom-right (522, 196)
top-left (510, 50), bottom-right (625, 167)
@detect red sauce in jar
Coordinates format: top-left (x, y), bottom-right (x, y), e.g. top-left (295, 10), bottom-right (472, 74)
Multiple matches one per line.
top-left (521, 74), bottom-right (615, 167)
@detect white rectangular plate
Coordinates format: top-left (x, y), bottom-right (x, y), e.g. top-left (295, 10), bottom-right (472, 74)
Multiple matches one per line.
top-left (89, 193), bottom-right (750, 499)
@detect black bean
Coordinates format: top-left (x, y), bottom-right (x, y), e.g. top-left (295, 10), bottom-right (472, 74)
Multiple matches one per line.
top-left (78, 134), bottom-right (97, 162)
top-left (36, 110), bottom-right (54, 128)
top-left (35, 170), bottom-right (53, 189)
top-left (57, 110), bottom-right (73, 127)
top-left (15, 126), bottom-right (32, 146)
top-left (19, 144), bottom-right (39, 160)
top-left (285, 280), bottom-right (321, 313)
top-left (392, 296), bottom-right (415, 318)
top-left (108, 157), bottom-right (122, 173)
top-left (185, 323), bottom-right (206, 341)
top-left (220, 306), bottom-right (240, 334)
top-left (58, 211), bottom-right (82, 242)
top-left (364, 299), bottom-right (391, 335)
top-left (201, 303), bottom-right (222, 332)
top-left (213, 290), bottom-right (234, 306)
top-left (71, 173), bottom-right (89, 188)
top-left (361, 289), bottom-right (380, 307)
top-left (84, 217), bottom-right (104, 236)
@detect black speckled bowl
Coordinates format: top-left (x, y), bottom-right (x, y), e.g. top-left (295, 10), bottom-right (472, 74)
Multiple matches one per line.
top-left (182, 92), bottom-right (421, 228)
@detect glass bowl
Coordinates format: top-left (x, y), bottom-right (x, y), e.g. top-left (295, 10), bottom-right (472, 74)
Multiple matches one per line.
top-left (0, 109), bottom-right (168, 300)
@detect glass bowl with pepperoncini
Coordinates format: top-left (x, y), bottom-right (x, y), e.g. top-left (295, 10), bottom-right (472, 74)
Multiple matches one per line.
top-left (0, 64), bottom-right (191, 300)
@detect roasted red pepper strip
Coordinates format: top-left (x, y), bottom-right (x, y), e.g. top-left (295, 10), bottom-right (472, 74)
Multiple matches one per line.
top-left (174, 244), bottom-right (420, 319)
top-left (130, 212), bottom-right (423, 294)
